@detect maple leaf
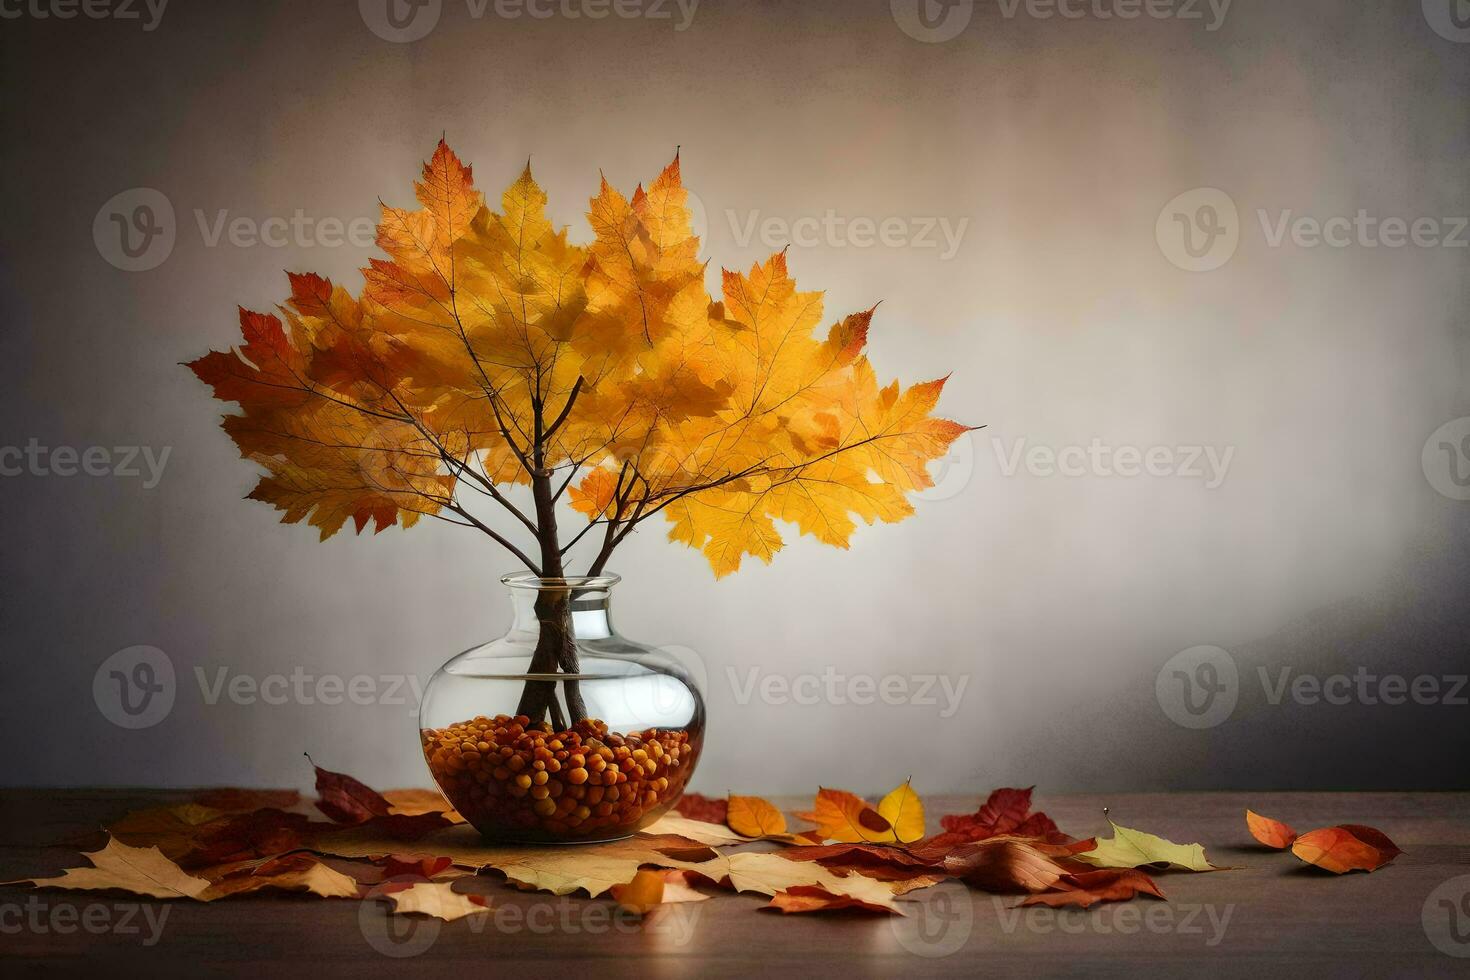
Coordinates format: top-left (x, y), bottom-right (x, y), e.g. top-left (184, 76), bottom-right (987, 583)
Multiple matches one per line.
top-left (199, 854), bottom-right (360, 900)
top-left (9, 837), bottom-right (210, 900)
top-left (1245, 809), bottom-right (1298, 849)
top-left (1075, 821), bottom-right (1223, 872)
top-left (1291, 825), bottom-right (1402, 874)
top-left (387, 881), bottom-right (491, 921)
top-left (663, 851), bottom-right (903, 912)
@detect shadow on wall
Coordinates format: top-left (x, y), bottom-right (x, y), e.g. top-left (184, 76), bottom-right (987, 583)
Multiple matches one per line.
top-left (1071, 520), bottom-right (1470, 792)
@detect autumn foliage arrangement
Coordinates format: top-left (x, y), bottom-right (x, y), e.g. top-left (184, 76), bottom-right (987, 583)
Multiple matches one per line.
top-left (187, 140), bottom-right (968, 733)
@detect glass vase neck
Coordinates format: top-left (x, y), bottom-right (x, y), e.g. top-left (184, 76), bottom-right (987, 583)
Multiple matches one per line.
top-left (502, 572), bottom-right (618, 639)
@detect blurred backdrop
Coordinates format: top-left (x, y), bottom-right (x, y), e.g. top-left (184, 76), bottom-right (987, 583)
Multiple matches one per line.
top-left (1, 0), bottom-right (1467, 794)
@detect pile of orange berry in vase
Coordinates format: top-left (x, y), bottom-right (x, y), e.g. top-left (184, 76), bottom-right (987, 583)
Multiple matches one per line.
top-left (421, 714), bottom-right (700, 842)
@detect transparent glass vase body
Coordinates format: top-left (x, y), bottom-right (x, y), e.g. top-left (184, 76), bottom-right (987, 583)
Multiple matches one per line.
top-left (419, 573), bottom-right (704, 843)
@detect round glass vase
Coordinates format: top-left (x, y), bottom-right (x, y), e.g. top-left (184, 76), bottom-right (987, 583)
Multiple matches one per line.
top-left (419, 573), bottom-right (704, 843)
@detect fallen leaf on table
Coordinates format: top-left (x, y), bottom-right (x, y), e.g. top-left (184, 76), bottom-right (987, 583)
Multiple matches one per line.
top-left (177, 808), bottom-right (321, 868)
top-left (309, 756), bottom-right (392, 824)
top-left (382, 788), bottom-right (464, 824)
top-left (200, 854), bottom-right (359, 900)
top-left (8, 837), bottom-right (210, 900)
top-left (797, 787), bottom-right (895, 843)
top-left (727, 795), bottom-right (788, 838)
top-left (674, 793), bottom-right (728, 825)
top-left (876, 781), bottom-right (925, 844)
top-left (923, 787), bottom-right (1065, 852)
top-left (665, 851), bottom-right (902, 912)
top-left (611, 869), bottom-right (666, 914)
top-left (766, 884), bottom-right (895, 914)
top-left (642, 812), bottom-right (747, 846)
top-left (1018, 868), bottom-right (1166, 908)
top-left (1291, 825), bottom-right (1402, 874)
top-left (381, 855), bottom-right (458, 880)
top-left (387, 881), bottom-right (490, 921)
top-left (1075, 821), bottom-right (1222, 872)
top-left (313, 823), bottom-right (706, 898)
top-left (658, 870), bottom-right (711, 904)
top-left (942, 839), bottom-right (1070, 893)
top-left (192, 788), bottom-right (301, 812)
top-left (108, 803), bottom-right (229, 859)
top-left (1245, 810), bottom-right (1298, 849)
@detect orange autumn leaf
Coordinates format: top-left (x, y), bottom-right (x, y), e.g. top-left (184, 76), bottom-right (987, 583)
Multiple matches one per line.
top-left (766, 884), bottom-right (896, 915)
top-left (727, 795), bottom-right (788, 838)
top-left (1291, 825), bottom-right (1402, 874)
top-left (610, 869), bottom-right (666, 915)
top-left (1245, 809), bottom-right (1298, 849)
top-left (798, 788), bottom-right (894, 843)
top-left (187, 141), bottom-right (967, 577)
top-left (942, 839), bottom-right (1073, 894)
top-left (1018, 869), bottom-right (1166, 909)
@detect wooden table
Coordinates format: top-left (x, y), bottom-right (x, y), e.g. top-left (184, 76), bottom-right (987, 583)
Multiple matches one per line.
top-left (2, 790), bottom-right (1467, 977)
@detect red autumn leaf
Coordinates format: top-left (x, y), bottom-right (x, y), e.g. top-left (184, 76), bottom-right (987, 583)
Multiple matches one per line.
top-left (922, 787), bottom-right (1068, 853)
top-left (765, 884), bottom-right (895, 915)
top-left (309, 756), bottom-right (391, 825)
top-left (360, 812), bottom-right (454, 842)
top-left (1291, 825), bottom-right (1402, 874)
top-left (1245, 809), bottom-right (1298, 849)
top-left (1019, 868), bottom-right (1166, 909)
top-left (777, 842), bottom-right (940, 869)
top-left (382, 855), bottom-right (455, 880)
top-left (178, 808), bottom-right (317, 869)
top-left (675, 793), bottom-right (729, 825)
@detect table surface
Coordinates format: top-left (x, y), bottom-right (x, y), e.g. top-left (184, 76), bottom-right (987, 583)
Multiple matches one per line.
top-left (2, 789), bottom-right (1468, 978)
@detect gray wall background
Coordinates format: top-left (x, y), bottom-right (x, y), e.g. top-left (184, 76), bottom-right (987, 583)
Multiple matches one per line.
top-left (1, 0), bottom-right (1467, 795)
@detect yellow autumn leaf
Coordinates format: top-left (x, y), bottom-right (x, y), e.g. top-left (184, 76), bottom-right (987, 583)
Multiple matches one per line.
top-left (877, 782), bottom-right (925, 844)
